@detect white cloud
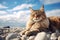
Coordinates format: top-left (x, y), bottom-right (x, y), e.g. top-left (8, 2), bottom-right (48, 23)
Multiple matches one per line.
top-left (0, 10), bottom-right (30, 27)
top-left (46, 9), bottom-right (60, 17)
top-left (12, 4), bottom-right (34, 11)
top-left (0, 10), bottom-right (30, 22)
top-left (16, 10), bottom-right (30, 22)
top-left (44, 0), bottom-right (60, 5)
top-left (0, 4), bottom-right (8, 8)
top-left (0, 11), bottom-right (7, 14)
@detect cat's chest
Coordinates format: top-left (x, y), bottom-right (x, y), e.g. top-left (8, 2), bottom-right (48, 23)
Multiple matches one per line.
top-left (31, 19), bottom-right (49, 29)
top-left (31, 22), bottom-right (43, 29)
top-left (33, 22), bottom-right (41, 26)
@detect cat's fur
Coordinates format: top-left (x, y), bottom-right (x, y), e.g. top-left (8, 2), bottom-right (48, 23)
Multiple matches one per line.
top-left (48, 16), bottom-right (60, 32)
top-left (20, 5), bottom-right (49, 36)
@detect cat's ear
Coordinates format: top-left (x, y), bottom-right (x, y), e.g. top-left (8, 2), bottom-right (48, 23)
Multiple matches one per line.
top-left (40, 5), bottom-right (44, 12)
top-left (29, 7), bottom-right (34, 12)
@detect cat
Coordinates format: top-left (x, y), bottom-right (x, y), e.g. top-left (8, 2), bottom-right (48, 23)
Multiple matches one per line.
top-left (48, 16), bottom-right (60, 33)
top-left (20, 5), bottom-right (49, 36)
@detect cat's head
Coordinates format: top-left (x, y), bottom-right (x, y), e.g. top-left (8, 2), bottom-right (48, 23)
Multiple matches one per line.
top-left (30, 5), bottom-right (46, 22)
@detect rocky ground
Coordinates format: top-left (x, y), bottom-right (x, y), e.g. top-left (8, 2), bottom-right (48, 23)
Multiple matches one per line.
top-left (0, 27), bottom-right (60, 40)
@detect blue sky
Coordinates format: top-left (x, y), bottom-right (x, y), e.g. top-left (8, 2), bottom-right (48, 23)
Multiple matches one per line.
top-left (0, 0), bottom-right (60, 27)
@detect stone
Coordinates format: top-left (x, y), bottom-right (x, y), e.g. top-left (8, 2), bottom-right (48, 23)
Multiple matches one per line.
top-left (6, 33), bottom-right (21, 40)
top-left (0, 36), bottom-right (4, 40)
top-left (47, 33), bottom-right (51, 40)
top-left (34, 32), bottom-right (47, 40)
top-left (21, 35), bottom-right (28, 40)
top-left (58, 36), bottom-right (60, 40)
top-left (50, 33), bottom-right (57, 40)
top-left (10, 38), bottom-right (21, 40)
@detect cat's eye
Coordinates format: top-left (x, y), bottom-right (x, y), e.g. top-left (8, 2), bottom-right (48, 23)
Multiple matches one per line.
top-left (32, 14), bottom-right (34, 16)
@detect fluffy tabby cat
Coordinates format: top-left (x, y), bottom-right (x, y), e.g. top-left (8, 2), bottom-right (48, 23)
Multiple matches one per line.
top-left (20, 5), bottom-right (49, 36)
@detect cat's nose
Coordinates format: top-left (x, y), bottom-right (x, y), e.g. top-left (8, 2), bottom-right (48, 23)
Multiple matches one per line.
top-left (35, 15), bottom-right (38, 17)
top-left (35, 15), bottom-right (38, 18)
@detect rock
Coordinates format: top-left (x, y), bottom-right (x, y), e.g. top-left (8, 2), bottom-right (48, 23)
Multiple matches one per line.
top-left (21, 35), bottom-right (35, 40)
top-left (50, 33), bottom-right (57, 40)
top-left (6, 33), bottom-right (21, 40)
top-left (34, 32), bottom-right (47, 40)
top-left (10, 27), bottom-right (23, 33)
top-left (0, 36), bottom-right (4, 40)
top-left (21, 35), bottom-right (28, 40)
top-left (27, 36), bottom-right (35, 40)
top-left (47, 33), bottom-right (51, 40)
top-left (3, 26), bottom-right (10, 28)
top-left (10, 38), bottom-right (21, 40)
top-left (58, 36), bottom-right (60, 40)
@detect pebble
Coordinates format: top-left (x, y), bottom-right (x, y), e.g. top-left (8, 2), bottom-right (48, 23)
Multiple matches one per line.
top-left (34, 32), bottom-right (48, 40)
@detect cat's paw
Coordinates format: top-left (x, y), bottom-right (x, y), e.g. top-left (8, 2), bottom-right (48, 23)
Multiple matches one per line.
top-left (25, 30), bottom-right (39, 36)
top-left (20, 30), bottom-right (26, 36)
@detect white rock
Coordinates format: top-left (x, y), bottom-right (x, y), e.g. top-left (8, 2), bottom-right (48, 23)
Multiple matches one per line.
top-left (6, 33), bottom-right (21, 40)
top-left (9, 27), bottom-right (23, 33)
top-left (21, 35), bottom-right (28, 40)
top-left (50, 33), bottom-right (57, 40)
top-left (34, 32), bottom-right (47, 40)
top-left (10, 38), bottom-right (20, 40)
top-left (47, 33), bottom-right (51, 40)
top-left (58, 36), bottom-right (60, 40)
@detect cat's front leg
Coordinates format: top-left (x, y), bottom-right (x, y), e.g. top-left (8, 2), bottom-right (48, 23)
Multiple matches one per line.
top-left (20, 20), bottom-right (34, 36)
top-left (20, 29), bottom-right (29, 36)
top-left (25, 29), bottom-right (39, 36)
